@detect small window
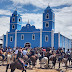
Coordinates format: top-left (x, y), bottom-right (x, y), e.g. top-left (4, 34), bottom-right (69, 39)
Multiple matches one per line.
top-left (45, 35), bottom-right (48, 42)
top-left (12, 17), bottom-right (15, 22)
top-left (10, 36), bottom-right (13, 42)
top-left (32, 34), bottom-right (35, 40)
top-left (46, 13), bottom-right (49, 19)
top-left (21, 34), bottom-right (24, 40)
top-left (45, 22), bottom-right (49, 27)
top-left (12, 25), bottom-right (15, 29)
top-left (19, 19), bottom-right (20, 22)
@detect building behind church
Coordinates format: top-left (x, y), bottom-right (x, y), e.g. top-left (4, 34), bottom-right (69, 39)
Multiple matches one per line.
top-left (3, 6), bottom-right (71, 51)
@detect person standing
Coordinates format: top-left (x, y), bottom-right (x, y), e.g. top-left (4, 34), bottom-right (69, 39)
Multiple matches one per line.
top-left (52, 53), bottom-right (56, 68)
top-left (66, 49), bottom-right (71, 65)
top-left (22, 48), bottom-right (27, 56)
top-left (47, 49), bottom-right (51, 67)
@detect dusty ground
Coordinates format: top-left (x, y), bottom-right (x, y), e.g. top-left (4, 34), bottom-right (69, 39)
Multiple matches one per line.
top-left (0, 60), bottom-right (72, 72)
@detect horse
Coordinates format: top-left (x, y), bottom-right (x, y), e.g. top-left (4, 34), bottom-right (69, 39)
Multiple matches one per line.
top-left (39, 54), bottom-right (57, 69)
top-left (26, 51), bottom-right (38, 69)
top-left (56, 53), bottom-right (68, 69)
top-left (40, 57), bottom-right (48, 68)
top-left (30, 54), bottom-right (38, 68)
top-left (6, 58), bottom-right (27, 72)
top-left (6, 53), bottom-right (38, 72)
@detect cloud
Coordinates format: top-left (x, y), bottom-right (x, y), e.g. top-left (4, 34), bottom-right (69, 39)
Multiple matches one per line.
top-left (0, 9), bottom-right (12, 15)
top-left (0, 0), bottom-right (72, 39)
top-left (10, 0), bottom-right (72, 8)
top-left (55, 6), bottom-right (72, 38)
top-left (0, 9), bottom-right (12, 36)
top-left (21, 13), bottom-right (42, 29)
top-left (0, 16), bottom-right (10, 36)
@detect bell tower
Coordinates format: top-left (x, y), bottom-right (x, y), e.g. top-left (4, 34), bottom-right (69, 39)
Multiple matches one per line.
top-left (43, 5), bottom-right (55, 31)
top-left (10, 9), bottom-right (22, 32)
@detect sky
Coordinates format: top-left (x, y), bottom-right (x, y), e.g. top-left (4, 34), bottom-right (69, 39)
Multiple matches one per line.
top-left (0, 0), bottom-right (72, 39)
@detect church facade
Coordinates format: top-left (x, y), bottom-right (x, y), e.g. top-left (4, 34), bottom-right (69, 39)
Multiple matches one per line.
top-left (3, 6), bottom-right (71, 51)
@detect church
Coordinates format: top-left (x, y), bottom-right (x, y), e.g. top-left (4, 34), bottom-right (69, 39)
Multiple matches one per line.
top-left (3, 6), bottom-right (71, 51)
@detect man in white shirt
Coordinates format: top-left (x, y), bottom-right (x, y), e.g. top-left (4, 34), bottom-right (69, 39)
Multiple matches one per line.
top-left (66, 49), bottom-right (70, 55)
top-left (15, 48), bottom-right (18, 55)
top-left (22, 48), bottom-right (27, 56)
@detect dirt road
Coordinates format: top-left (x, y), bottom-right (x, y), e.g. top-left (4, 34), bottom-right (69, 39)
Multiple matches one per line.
top-left (0, 60), bottom-right (72, 72)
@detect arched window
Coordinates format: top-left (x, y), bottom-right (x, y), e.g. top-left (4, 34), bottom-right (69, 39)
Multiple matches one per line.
top-left (10, 36), bottom-right (13, 42)
top-left (19, 19), bottom-right (20, 22)
top-left (21, 34), bottom-right (24, 40)
top-left (46, 13), bottom-right (49, 19)
top-left (25, 43), bottom-right (31, 47)
top-left (32, 34), bottom-right (35, 40)
top-left (45, 35), bottom-right (48, 42)
top-left (12, 17), bottom-right (15, 22)
top-left (12, 25), bottom-right (15, 29)
top-left (45, 22), bottom-right (49, 27)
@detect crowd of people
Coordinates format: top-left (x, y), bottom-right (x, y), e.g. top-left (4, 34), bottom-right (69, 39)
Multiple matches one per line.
top-left (0, 46), bottom-right (72, 70)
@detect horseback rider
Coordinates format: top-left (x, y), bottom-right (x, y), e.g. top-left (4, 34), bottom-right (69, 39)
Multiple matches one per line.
top-left (6, 47), bottom-right (27, 72)
top-left (52, 53), bottom-right (56, 68)
top-left (16, 48), bottom-right (23, 59)
top-left (39, 48), bottom-right (46, 61)
top-left (16, 48), bottom-right (26, 72)
top-left (22, 48), bottom-right (27, 56)
top-left (46, 48), bottom-right (51, 67)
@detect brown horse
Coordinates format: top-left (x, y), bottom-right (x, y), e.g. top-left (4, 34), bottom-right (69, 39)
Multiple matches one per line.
top-left (6, 54), bottom-right (38, 72)
top-left (30, 54), bottom-right (38, 67)
top-left (6, 58), bottom-right (27, 72)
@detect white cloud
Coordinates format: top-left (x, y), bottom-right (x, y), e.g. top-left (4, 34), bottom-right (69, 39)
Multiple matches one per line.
top-left (55, 6), bottom-right (72, 38)
top-left (10, 0), bottom-right (72, 8)
top-left (0, 16), bottom-right (10, 36)
top-left (0, 10), bottom-right (12, 15)
top-left (0, 9), bottom-right (12, 36)
top-left (21, 13), bottom-right (42, 29)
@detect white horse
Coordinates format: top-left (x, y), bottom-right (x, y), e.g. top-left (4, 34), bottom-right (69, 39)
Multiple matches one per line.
top-left (40, 57), bottom-right (48, 68)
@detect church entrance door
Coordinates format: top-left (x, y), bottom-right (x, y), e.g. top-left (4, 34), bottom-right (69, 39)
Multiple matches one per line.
top-left (25, 42), bottom-right (31, 48)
